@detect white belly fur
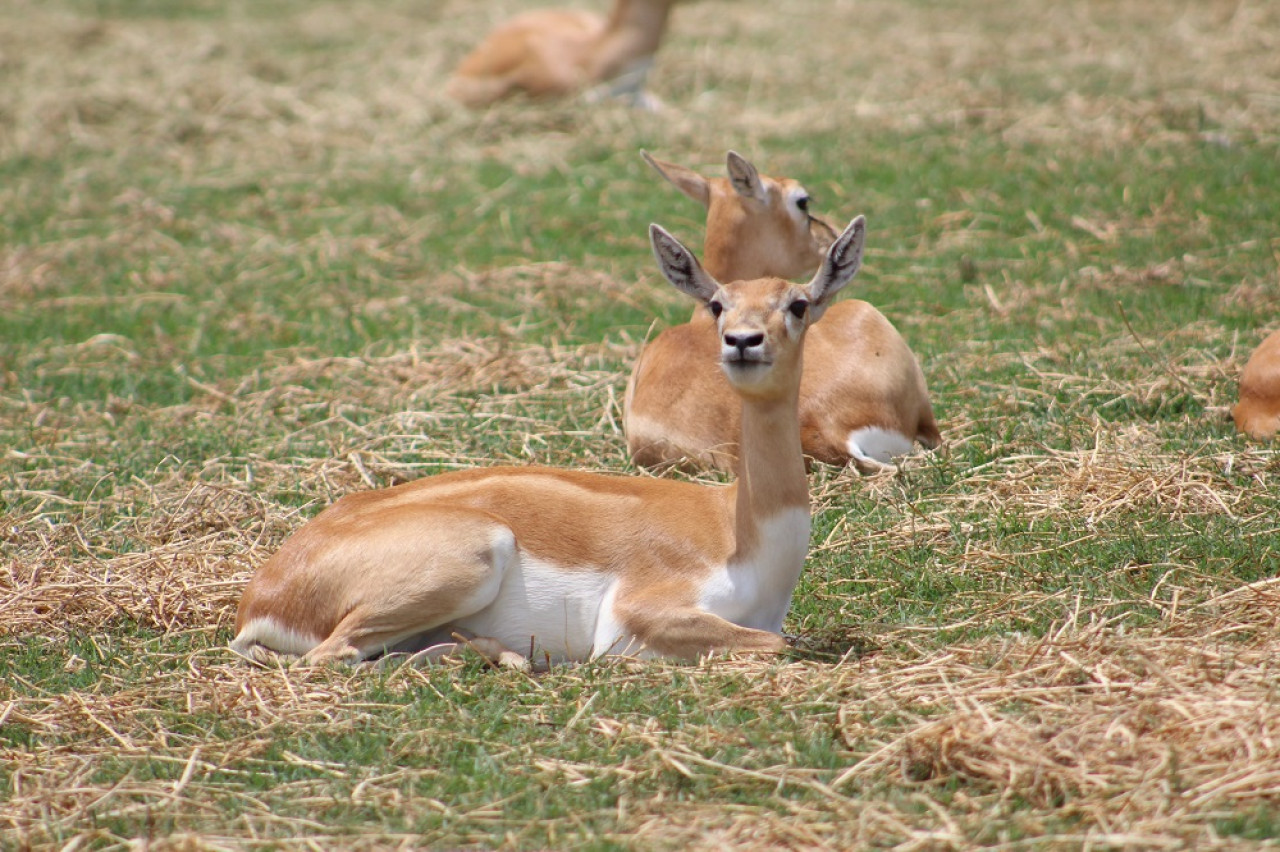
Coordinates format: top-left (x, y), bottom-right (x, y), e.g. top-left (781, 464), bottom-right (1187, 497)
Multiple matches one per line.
top-left (697, 508), bottom-right (811, 633)
top-left (451, 556), bottom-right (615, 664)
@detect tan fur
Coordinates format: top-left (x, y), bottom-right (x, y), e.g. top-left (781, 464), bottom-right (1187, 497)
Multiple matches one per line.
top-left (232, 218), bottom-right (870, 667)
top-left (445, 0), bottom-right (677, 108)
top-left (625, 151), bottom-right (941, 473)
top-left (1232, 328), bottom-right (1280, 440)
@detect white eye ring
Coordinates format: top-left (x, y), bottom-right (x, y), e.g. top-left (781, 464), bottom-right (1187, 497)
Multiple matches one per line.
top-left (788, 187), bottom-right (812, 216)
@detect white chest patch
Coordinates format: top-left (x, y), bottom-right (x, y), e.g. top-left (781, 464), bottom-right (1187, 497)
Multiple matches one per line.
top-left (697, 508), bottom-right (811, 633)
top-left (847, 426), bottom-right (915, 465)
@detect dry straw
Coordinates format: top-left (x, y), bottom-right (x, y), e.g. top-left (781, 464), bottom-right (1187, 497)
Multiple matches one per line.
top-left (3, 0), bottom-right (1280, 847)
top-left (4, 588), bottom-right (1278, 848)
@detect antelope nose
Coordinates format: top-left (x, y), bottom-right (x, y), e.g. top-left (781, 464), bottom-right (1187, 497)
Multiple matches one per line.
top-left (723, 331), bottom-right (764, 353)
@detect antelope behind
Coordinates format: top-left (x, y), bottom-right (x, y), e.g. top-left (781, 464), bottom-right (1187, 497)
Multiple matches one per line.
top-left (1233, 328), bottom-right (1280, 440)
top-left (231, 217), bottom-right (869, 668)
top-left (445, 0), bottom-right (677, 109)
top-left (624, 151), bottom-right (941, 473)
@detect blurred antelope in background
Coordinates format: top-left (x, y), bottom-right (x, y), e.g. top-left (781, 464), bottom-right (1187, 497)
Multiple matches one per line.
top-left (625, 151), bottom-right (941, 473)
top-left (445, 0), bottom-right (678, 109)
top-left (1232, 328), bottom-right (1280, 440)
top-left (231, 217), bottom-right (869, 668)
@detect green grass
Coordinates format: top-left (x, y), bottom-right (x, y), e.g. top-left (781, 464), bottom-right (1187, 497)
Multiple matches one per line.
top-left (2, 0), bottom-right (1279, 847)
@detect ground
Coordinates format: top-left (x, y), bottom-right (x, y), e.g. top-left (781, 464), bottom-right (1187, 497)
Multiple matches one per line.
top-left (1, 0), bottom-right (1278, 848)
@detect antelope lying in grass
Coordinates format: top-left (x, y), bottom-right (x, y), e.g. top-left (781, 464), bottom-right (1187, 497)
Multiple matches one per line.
top-left (625, 151), bottom-right (941, 473)
top-left (445, 0), bottom-right (677, 109)
top-left (231, 216), bottom-right (869, 668)
top-left (1232, 328), bottom-right (1280, 440)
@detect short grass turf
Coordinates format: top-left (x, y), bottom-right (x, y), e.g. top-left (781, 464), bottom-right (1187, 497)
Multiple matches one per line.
top-left (2, 0), bottom-right (1279, 848)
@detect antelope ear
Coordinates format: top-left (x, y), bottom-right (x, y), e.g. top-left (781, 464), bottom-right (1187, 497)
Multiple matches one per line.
top-left (726, 151), bottom-right (767, 203)
top-left (807, 215), bottom-right (866, 321)
top-left (641, 150), bottom-right (711, 208)
top-left (650, 224), bottom-right (720, 303)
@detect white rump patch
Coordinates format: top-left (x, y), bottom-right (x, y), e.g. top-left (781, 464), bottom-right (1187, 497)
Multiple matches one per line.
top-left (846, 427), bottom-right (915, 465)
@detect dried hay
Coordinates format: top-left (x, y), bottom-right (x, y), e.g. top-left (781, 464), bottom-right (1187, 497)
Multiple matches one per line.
top-left (2, 0), bottom-right (1279, 847)
top-left (945, 430), bottom-right (1254, 524)
top-left (3, 567), bottom-right (1279, 848)
top-left (3, 0), bottom-right (1278, 175)
top-left (829, 604), bottom-right (1280, 848)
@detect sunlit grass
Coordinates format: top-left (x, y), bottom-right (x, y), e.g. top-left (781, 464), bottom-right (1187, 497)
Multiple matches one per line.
top-left (2, 0), bottom-right (1279, 847)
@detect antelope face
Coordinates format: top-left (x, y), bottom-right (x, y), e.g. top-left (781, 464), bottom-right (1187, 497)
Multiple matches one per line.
top-left (776, 179), bottom-right (839, 260)
top-left (649, 214), bottom-right (865, 397)
top-left (709, 278), bottom-right (811, 395)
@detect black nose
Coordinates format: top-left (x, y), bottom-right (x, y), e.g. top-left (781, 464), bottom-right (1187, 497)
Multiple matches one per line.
top-left (723, 331), bottom-right (764, 353)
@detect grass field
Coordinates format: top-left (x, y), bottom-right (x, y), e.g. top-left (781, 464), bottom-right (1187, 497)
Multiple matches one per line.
top-left (3, 0), bottom-right (1279, 848)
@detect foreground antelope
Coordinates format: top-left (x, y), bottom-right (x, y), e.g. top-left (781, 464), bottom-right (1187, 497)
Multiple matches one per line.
top-left (231, 216), bottom-right (869, 667)
top-left (625, 151), bottom-right (941, 473)
top-left (1232, 328), bottom-right (1280, 440)
top-left (445, 0), bottom-right (677, 109)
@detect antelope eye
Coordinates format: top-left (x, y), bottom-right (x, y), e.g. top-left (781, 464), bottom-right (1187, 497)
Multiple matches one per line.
top-left (795, 195), bottom-right (810, 213)
top-left (788, 299), bottom-right (809, 318)
top-left (708, 300), bottom-right (724, 318)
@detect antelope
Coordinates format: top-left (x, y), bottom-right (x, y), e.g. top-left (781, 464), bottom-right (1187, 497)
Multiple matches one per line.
top-left (1232, 328), bottom-right (1280, 440)
top-left (230, 216), bottom-right (869, 668)
top-left (624, 151), bottom-right (941, 473)
top-left (444, 0), bottom-right (678, 109)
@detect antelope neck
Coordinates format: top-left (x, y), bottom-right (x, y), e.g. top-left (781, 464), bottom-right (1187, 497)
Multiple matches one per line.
top-left (731, 378), bottom-right (808, 559)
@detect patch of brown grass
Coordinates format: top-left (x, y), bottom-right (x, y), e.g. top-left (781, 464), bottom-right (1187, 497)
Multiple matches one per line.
top-left (4, 0), bottom-right (1278, 176)
top-left (831, 608), bottom-right (1280, 848)
top-left (946, 430), bottom-right (1253, 523)
top-left (2, 0), bottom-right (1279, 847)
top-left (8, 599), bottom-right (1277, 849)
